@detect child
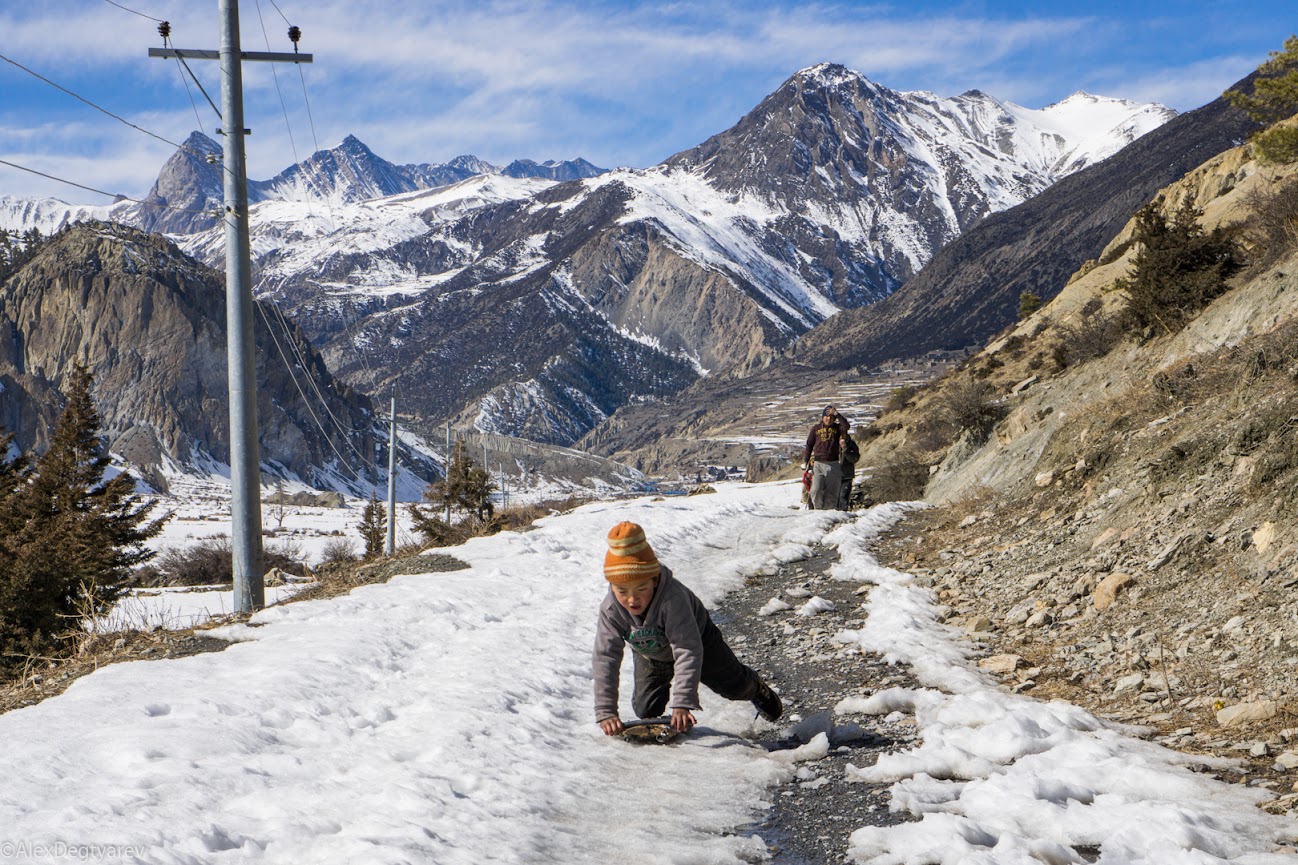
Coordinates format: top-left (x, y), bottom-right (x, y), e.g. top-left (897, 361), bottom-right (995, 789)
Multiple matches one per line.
top-left (592, 521), bottom-right (783, 735)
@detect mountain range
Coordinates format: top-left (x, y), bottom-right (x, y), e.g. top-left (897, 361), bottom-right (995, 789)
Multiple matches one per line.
top-left (0, 62), bottom-right (1187, 485)
top-left (155, 64), bottom-right (1174, 447)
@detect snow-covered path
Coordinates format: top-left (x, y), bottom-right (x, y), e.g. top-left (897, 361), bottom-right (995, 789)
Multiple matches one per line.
top-left (1, 482), bottom-right (1295, 864)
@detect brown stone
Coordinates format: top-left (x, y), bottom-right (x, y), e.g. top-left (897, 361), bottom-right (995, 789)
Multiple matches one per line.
top-left (1216, 701), bottom-right (1280, 728)
top-left (979, 654), bottom-right (1023, 674)
top-left (1093, 573), bottom-right (1134, 612)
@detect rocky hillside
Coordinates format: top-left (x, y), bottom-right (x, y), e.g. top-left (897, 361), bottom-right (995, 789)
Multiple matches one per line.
top-left (855, 131), bottom-right (1298, 784)
top-left (0, 223), bottom-right (380, 492)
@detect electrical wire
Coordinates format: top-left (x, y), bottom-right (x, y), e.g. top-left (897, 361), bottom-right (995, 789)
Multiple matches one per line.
top-left (0, 156), bottom-right (213, 215)
top-left (0, 157), bottom-right (128, 201)
top-left (265, 297), bottom-right (375, 471)
top-left (253, 298), bottom-right (366, 481)
top-left (265, 0), bottom-right (293, 26)
top-left (255, 0), bottom-right (301, 164)
top-left (0, 50), bottom-right (201, 158)
top-left (170, 46), bottom-right (209, 133)
top-left (101, 0), bottom-right (163, 22)
top-left (170, 47), bottom-right (221, 121)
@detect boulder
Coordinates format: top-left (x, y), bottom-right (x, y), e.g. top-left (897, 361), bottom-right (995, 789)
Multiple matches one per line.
top-left (1093, 573), bottom-right (1135, 612)
top-left (1216, 700), bottom-right (1280, 728)
top-left (979, 654), bottom-right (1023, 674)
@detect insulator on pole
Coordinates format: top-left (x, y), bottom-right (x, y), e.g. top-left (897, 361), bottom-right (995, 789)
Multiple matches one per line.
top-left (158, 21), bottom-right (171, 42)
top-left (287, 25), bottom-right (302, 52)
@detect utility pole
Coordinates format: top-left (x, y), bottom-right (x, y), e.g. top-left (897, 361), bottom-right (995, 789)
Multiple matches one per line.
top-left (151, 2), bottom-right (313, 613)
top-left (445, 421), bottom-right (452, 523)
top-left (386, 394), bottom-right (397, 556)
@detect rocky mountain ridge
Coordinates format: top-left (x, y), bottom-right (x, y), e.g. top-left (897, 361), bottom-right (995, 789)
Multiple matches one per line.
top-left (0, 64), bottom-right (1177, 462)
top-left (217, 64), bottom-right (1172, 447)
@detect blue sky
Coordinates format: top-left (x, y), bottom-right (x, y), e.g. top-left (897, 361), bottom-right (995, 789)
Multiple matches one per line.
top-left (0, 0), bottom-right (1293, 202)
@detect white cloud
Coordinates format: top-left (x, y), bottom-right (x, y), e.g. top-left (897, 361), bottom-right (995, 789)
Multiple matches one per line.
top-left (1101, 54), bottom-right (1262, 111)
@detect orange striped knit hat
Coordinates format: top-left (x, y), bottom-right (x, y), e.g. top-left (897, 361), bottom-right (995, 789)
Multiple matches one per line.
top-left (604, 522), bottom-right (661, 584)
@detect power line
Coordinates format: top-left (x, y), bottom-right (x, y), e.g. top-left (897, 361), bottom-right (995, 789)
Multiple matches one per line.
top-left (101, 0), bottom-right (164, 22)
top-left (255, 0), bottom-right (300, 160)
top-left (0, 155), bottom-right (217, 215)
top-left (266, 0), bottom-right (293, 26)
top-left (171, 48), bottom-right (210, 133)
top-left (253, 300), bottom-right (365, 481)
top-left (0, 157), bottom-right (128, 201)
top-left (0, 50), bottom-right (195, 156)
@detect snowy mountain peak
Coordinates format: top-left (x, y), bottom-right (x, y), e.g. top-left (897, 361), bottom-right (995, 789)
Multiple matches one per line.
top-left (793, 62), bottom-right (863, 90)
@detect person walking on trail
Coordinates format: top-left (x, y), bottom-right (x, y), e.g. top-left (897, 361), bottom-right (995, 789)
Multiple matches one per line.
top-left (802, 405), bottom-right (850, 510)
top-left (592, 522), bottom-right (783, 735)
top-left (837, 423), bottom-right (861, 511)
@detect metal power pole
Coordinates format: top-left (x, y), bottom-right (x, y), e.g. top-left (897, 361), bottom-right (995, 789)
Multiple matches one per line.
top-left (151, 2), bottom-right (313, 613)
top-left (445, 421), bottom-right (452, 523)
top-left (386, 394), bottom-right (397, 556)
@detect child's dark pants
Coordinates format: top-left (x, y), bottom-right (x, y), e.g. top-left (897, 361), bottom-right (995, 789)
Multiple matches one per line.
top-left (631, 618), bottom-right (761, 718)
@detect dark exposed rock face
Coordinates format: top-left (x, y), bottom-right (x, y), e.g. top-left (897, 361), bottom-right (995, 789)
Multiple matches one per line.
top-left (789, 79), bottom-right (1257, 371)
top-left (133, 131), bottom-right (257, 236)
top-left (501, 158), bottom-right (605, 182)
top-left (0, 223), bottom-right (377, 490)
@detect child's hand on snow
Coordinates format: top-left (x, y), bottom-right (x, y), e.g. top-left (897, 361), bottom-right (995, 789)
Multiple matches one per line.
top-left (670, 708), bottom-right (696, 733)
top-left (599, 717), bottom-right (625, 736)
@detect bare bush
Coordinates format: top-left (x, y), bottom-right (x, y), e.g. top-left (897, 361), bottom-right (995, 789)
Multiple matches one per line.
top-left (937, 378), bottom-right (1005, 444)
top-left (320, 538), bottom-right (357, 566)
top-left (151, 536), bottom-right (307, 586)
top-left (1053, 299), bottom-right (1123, 367)
top-left (1244, 176), bottom-right (1298, 266)
top-left (863, 451), bottom-right (929, 503)
top-left (880, 385), bottom-right (918, 416)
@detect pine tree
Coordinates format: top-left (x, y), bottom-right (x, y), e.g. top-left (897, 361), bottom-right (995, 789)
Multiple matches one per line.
top-left (0, 363), bottom-right (165, 663)
top-left (1017, 290), bottom-right (1042, 319)
top-left (359, 493), bottom-right (387, 559)
top-left (408, 441), bottom-right (496, 545)
top-left (1113, 199), bottom-right (1241, 338)
top-left (1227, 35), bottom-right (1298, 164)
top-left (430, 441), bottom-right (495, 524)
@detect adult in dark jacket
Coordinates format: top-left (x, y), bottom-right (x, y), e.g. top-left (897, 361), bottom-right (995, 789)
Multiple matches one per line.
top-left (837, 423), bottom-right (861, 510)
top-left (802, 405), bottom-right (850, 510)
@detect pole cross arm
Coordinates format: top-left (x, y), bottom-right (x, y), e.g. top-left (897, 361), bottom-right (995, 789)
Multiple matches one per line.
top-left (149, 47), bottom-right (313, 63)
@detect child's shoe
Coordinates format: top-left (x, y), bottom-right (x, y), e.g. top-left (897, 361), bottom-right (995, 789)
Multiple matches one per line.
top-left (752, 681), bottom-right (783, 722)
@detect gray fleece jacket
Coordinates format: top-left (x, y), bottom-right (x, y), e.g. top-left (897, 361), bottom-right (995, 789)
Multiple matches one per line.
top-left (591, 565), bottom-right (710, 721)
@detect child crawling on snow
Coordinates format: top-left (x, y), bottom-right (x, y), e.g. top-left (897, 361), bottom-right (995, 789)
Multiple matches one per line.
top-left (592, 521), bottom-right (783, 735)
